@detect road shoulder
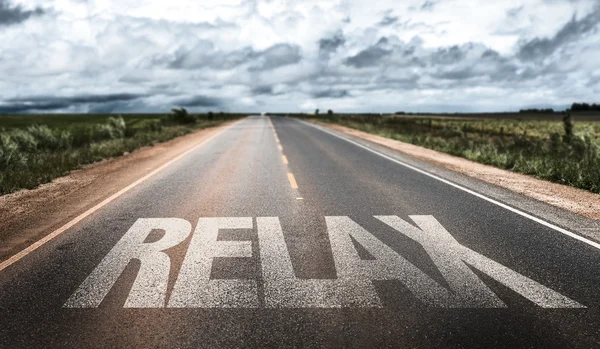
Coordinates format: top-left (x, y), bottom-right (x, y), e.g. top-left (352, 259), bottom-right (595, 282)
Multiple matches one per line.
top-left (303, 119), bottom-right (600, 242)
top-left (0, 121), bottom-right (238, 261)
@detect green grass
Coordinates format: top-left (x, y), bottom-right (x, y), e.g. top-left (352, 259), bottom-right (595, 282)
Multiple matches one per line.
top-left (0, 113), bottom-right (241, 195)
top-left (297, 114), bottom-right (600, 194)
top-left (0, 114), bottom-right (163, 129)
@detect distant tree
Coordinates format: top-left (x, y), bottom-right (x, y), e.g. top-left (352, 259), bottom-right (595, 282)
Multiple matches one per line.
top-left (315, 109), bottom-right (320, 116)
top-left (519, 108), bottom-right (555, 113)
top-left (327, 109), bottom-right (334, 115)
top-left (207, 111), bottom-right (214, 120)
top-left (571, 103), bottom-right (600, 112)
top-left (168, 107), bottom-right (196, 124)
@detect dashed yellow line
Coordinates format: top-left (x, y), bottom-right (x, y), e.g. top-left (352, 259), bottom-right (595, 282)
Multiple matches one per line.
top-left (270, 117), bottom-right (301, 193)
top-left (287, 173), bottom-right (298, 189)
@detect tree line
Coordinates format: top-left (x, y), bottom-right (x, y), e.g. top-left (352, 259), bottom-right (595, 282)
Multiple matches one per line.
top-left (519, 103), bottom-right (600, 113)
top-left (571, 103), bottom-right (600, 112)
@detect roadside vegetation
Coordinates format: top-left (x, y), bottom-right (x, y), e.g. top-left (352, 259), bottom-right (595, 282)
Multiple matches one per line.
top-left (296, 110), bottom-right (600, 194)
top-left (0, 109), bottom-right (241, 195)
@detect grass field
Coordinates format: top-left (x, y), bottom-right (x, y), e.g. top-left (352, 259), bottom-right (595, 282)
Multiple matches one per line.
top-left (0, 112), bottom-right (241, 195)
top-left (0, 114), bottom-right (162, 129)
top-left (295, 113), bottom-right (600, 194)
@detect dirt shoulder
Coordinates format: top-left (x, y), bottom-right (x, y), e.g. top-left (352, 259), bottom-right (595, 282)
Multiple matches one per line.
top-left (313, 121), bottom-right (600, 221)
top-left (0, 121), bottom-right (238, 260)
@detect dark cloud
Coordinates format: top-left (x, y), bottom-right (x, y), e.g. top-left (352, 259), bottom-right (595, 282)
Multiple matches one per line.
top-left (339, 38), bottom-right (528, 88)
top-left (249, 85), bottom-right (292, 97)
top-left (251, 86), bottom-right (274, 95)
top-left (248, 43), bottom-right (302, 71)
top-left (318, 32), bottom-right (345, 57)
top-left (169, 44), bottom-right (255, 70)
top-left (481, 49), bottom-right (501, 59)
top-left (0, 101), bottom-right (68, 113)
top-left (428, 45), bottom-right (523, 83)
top-left (435, 68), bottom-right (477, 80)
top-left (431, 45), bottom-right (466, 65)
top-left (421, 1), bottom-right (437, 11)
top-left (168, 43), bottom-right (301, 72)
top-left (0, 93), bottom-right (146, 113)
top-left (312, 89), bottom-right (350, 99)
top-left (0, 0), bottom-right (45, 26)
top-left (379, 14), bottom-right (398, 26)
top-left (518, 7), bottom-right (600, 61)
top-left (172, 95), bottom-right (223, 108)
top-left (344, 46), bottom-right (391, 68)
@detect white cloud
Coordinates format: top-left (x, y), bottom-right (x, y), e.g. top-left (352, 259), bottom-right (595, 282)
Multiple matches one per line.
top-left (0, 0), bottom-right (599, 113)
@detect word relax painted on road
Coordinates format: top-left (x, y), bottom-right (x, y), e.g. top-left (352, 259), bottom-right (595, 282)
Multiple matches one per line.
top-left (65, 216), bottom-right (583, 309)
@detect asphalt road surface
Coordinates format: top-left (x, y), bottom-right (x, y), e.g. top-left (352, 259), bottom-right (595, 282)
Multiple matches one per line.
top-left (1, 116), bottom-right (600, 348)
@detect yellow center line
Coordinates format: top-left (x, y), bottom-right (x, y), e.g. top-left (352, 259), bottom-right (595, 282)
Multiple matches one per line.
top-left (270, 118), bottom-right (300, 195)
top-left (287, 173), bottom-right (299, 189)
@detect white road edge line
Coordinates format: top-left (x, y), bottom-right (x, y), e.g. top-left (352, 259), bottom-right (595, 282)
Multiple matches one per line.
top-left (298, 119), bottom-right (600, 251)
top-left (0, 119), bottom-right (243, 272)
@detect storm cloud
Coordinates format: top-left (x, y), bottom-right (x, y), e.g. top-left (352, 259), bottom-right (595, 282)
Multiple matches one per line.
top-left (166, 43), bottom-right (302, 72)
top-left (518, 6), bottom-right (600, 60)
top-left (312, 89), bottom-right (351, 99)
top-left (345, 41), bottom-right (392, 68)
top-left (172, 95), bottom-right (223, 108)
top-left (0, 94), bottom-right (146, 113)
top-left (319, 32), bottom-right (346, 57)
top-left (0, 0), bottom-right (44, 26)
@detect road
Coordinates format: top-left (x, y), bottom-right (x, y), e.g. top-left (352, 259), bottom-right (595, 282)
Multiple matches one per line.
top-left (1, 115), bottom-right (599, 348)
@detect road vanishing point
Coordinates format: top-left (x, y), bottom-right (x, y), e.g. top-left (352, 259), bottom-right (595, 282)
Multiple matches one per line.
top-left (1, 116), bottom-right (600, 348)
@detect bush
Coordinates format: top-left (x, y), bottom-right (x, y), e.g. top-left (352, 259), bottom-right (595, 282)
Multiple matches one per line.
top-left (10, 129), bottom-right (38, 152)
top-left (108, 116), bottom-right (127, 138)
top-left (93, 124), bottom-right (116, 141)
top-left (92, 116), bottom-right (127, 141)
top-left (0, 134), bottom-right (26, 171)
top-left (146, 120), bottom-right (163, 132)
top-left (56, 130), bottom-right (73, 149)
top-left (27, 125), bottom-right (59, 150)
top-left (166, 108), bottom-right (196, 124)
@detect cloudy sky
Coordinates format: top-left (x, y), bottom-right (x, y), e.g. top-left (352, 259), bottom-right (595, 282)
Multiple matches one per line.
top-left (0, 0), bottom-right (599, 113)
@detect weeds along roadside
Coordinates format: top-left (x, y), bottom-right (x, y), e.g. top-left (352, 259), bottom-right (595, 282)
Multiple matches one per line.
top-left (0, 110), bottom-right (239, 196)
top-left (296, 113), bottom-right (600, 194)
